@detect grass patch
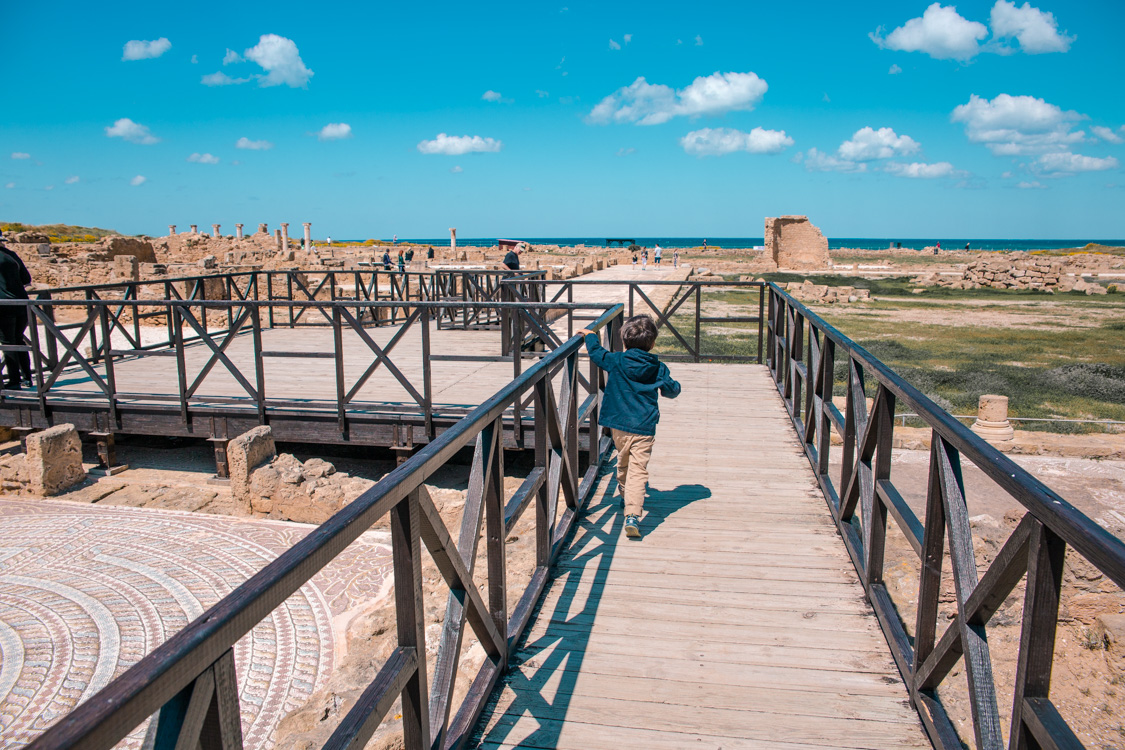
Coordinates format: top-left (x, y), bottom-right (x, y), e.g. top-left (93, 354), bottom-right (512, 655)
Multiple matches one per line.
top-left (1, 221), bottom-right (123, 243)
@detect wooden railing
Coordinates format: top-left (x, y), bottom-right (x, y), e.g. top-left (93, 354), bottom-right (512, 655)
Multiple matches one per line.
top-left (500, 278), bottom-right (767, 363)
top-left (766, 283), bottom-right (1125, 750)
top-left (24, 303), bottom-right (624, 750)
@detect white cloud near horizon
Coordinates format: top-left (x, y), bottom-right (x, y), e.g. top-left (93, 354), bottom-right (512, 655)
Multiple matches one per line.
top-left (187, 152), bottom-right (220, 164)
top-left (236, 137), bottom-right (273, 150)
top-left (417, 133), bottom-right (502, 155)
top-left (588, 71), bottom-right (768, 126)
top-left (123, 38), bottom-right (171, 61)
top-left (65, 175), bottom-right (79, 184)
top-left (11, 152), bottom-right (30, 159)
top-left (1091, 126), bottom-right (1124, 144)
top-left (244, 34), bottom-right (313, 87)
top-left (202, 72), bottom-right (253, 86)
top-left (990, 1), bottom-right (1073, 53)
top-left (1017, 180), bottom-right (1046, 189)
top-left (105, 118), bottom-right (159, 145)
top-left (871, 2), bottom-right (1073, 61)
top-left (482, 90), bottom-right (503, 102)
top-left (680, 127), bottom-right (793, 156)
top-left (838, 127), bottom-right (920, 161)
top-left (884, 161), bottom-right (960, 178)
top-left (130, 175), bottom-right (146, 186)
top-left (1035, 152), bottom-right (1118, 174)
top-left (802, 148), bottom-right (866, 173)
top-left (317, 123), bottom-right (352, 141)
top-left (951, 94), bottom-right (1085, 155)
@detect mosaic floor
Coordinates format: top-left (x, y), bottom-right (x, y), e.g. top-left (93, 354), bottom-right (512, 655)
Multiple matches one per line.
top-left (0, 498), bottom-right (393, 749)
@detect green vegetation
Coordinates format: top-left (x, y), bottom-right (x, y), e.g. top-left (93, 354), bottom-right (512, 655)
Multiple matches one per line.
top-left (1, 221), bottom-right (122, 243)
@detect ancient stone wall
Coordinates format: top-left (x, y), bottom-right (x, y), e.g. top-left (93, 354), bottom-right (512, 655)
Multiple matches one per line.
top-left (764, 216), bottom-right (830, 271)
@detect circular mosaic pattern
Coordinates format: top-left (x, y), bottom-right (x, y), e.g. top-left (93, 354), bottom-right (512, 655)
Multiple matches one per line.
top-left (0, 499), bottom-right (392, 749)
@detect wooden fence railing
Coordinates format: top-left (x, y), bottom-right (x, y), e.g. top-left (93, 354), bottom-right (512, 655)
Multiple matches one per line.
top-left (766, 283), bottom-right (1125, 750)
top-left (23, 303), bottom-right (624, 750)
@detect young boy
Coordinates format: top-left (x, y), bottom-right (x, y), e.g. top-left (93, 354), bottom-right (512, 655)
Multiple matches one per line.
top-left (577, 315), bottom-right (680, 539)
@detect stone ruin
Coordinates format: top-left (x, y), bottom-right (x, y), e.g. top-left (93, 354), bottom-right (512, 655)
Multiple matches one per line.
top-left (917, 256), bottom-right (1109, 295)
top-left (764, 215), bottom-right (831, 271)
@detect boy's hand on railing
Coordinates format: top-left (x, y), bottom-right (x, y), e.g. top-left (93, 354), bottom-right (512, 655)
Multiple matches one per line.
top-left (575, 328), bottom-right (594, 337)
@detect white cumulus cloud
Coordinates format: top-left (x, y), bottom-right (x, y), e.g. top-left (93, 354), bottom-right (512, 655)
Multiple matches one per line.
top-left (223, 48), bottom-right (243, 65)
top-left (838, 127), bottom-right (920, 161)
top-left (990, 1), bottom-right (1074, 53)
top-left (244, 34), bottom-right (313, 87)
top-left (680, 127), bottom-right (794, 156)
top-left (883, 161), bottom-right (959, 178)
top-left (951, 94), bottom-right (1085, 155)
top-left (317, 123), bottom-right (352, 141)
top-left (123, 38), bottom-right (172, 61)
top-left (130, 175), bottom-right (146, 186)
top-left (236, 137), bottom-right (274, 150)
top-left (65, 175), bottom-right (80, 184)
top-left (417, 133), bottom-right (502, 155)
top-left (588, 71), bottom-right (768, 126)
top-left (803, 147), bottom-right (866, 173)
top-left (1092, 126), bottom-right (1123, 144)
top-left (105, 118), bottom-right (160, 145)
top-left (482, 90), bottom-right (503, 102)
top-left (870, 3), bottom-right (987, 61)
top-left (11, 152), bottom-right (30, 159)
top-left (201, 71), bottom-right (249, 86)
top-left (1034, 152), bottom-right (1119, 174)
top-left (187, 152), bottom-right (220, 164)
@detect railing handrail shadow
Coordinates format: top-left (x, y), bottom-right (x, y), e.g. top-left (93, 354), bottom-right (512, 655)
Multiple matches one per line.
top-left (24, 302), bottom-right (624, 750)
top-left (766, 282), bottom-right (1125, 750)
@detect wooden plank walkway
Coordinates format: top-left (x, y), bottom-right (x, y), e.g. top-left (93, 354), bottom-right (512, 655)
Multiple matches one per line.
top-left (474, 364), bottom-right (929, 749)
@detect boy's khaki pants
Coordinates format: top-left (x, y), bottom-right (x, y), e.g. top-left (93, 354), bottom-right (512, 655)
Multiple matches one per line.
top-left (612, 429), bottom-right (655, 517)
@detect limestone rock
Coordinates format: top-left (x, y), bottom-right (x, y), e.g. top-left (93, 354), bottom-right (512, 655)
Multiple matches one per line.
top-left (228, 426), bottom-right (277, 509)
top-left (25, 424), bottom-right (85, 496)
top-left (100, 484), bottom-right (219, 512)
top-left (99, 236), bottom-right (157, 263)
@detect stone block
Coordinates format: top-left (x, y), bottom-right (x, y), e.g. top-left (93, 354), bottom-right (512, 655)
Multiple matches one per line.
top-left (764, 215), bottom-right (830, 271)
top-left (100, 236), bottom-right (157, 263)
top-left (228, 426), bottom-right (276, 510)
top-left (25, 424), bottom-right (86, 496)
top-left (112, 254), bottom-right (140, 282)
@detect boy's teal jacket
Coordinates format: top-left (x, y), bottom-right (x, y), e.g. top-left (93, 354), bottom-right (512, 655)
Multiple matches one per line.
top-left (584, 333), bottom-right (681, 436)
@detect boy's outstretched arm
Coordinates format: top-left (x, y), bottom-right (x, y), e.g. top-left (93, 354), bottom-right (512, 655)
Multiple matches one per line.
top-left (659, 363), bottom-right (681, 398)
top-left (576, 328), bottom-right (612, 369)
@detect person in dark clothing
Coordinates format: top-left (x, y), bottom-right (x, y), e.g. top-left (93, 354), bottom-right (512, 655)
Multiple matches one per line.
top-left (396, 249), bottom-right (405, 272)
top-left (501, 246), bottom-right (520, 272)
top-left (0, 239), bottom-right (33, 389)
top-left (426, 246), bottom-right (435, 260)
top-left (382, 249), bottom-right (392, 270)
top-left (577, 315), bottom-right (680, 539)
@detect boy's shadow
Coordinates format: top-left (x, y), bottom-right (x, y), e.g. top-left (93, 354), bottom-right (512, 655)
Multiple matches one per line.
top-left (640, 483), bottom-right (712, 534)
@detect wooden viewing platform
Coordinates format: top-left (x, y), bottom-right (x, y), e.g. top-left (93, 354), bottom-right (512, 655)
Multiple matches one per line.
top-left (14, 268), bottom-right (1125, 750)
top-left (474, 364), bottom-right (929, 749)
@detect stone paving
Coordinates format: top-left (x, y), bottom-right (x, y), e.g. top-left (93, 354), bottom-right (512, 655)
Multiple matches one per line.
top-left (0, 497), bottom-right (393, 749)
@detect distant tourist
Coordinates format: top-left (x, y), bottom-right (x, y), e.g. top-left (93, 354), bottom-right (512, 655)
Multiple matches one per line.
top-left (392, 234), bottom-right (397, 245)
top-left (501, 244), bottom-right (521, 274)
top-left (965, 242), bottom-right (971, 251)
top-left (641, 248), bottom-right (648, 271)
top-left (702, 239), bottom-right (707, 250)
top-left (576, 315), bottom-right (681, 540)
top-left (631, 252), bottom-right (638, 268)
top-left (0, 235), bottom-right (33, 390)
top-left (397, 249), bottom-right (405, 272)
top-left (382, 249), bottom-right (392, 270)
top-left (654, 243), bottom-right (663, 265)
top-left (673, 249), bottom-right (679, 268)
top-left (427, 246), bottom-right (435, 260)
top-left (326, 235), bottom-right (332, 245)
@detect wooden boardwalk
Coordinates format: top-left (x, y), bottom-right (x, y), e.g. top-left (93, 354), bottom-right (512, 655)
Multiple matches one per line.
top-left (474, 364), bottom-right (929, 749)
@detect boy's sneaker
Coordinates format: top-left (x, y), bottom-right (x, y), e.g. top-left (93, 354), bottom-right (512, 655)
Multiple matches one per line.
top-left (624, 515), bottom-right (641, 539)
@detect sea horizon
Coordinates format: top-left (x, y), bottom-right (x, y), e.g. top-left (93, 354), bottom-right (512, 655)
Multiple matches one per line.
top-left (356, 237), bottom-right (1125, 252)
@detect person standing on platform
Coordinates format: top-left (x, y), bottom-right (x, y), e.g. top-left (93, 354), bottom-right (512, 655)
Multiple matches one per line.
top-left (501, 244), bottom-right (521, 276)
top-left (0, 235), bottom-right (33, 390)
top-left (577, 315), bottom-right (681, 539)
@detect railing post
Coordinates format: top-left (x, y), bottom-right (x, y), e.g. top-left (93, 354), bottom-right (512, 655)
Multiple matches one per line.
top-left (757, 284), bottom-right (765, 364)
top-left (482, 417), bottom-right (508, 667)
top-left (534, 377), bottom-right (551, 567)
top-left (421, 305), bottom-right (433, 439)
top-left (694, 284), bottom-right (701, 362)
top-left (391, 489), bottom-right (431, 750)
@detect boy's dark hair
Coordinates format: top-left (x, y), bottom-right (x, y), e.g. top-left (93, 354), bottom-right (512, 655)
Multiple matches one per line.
top-left (620, 314), bottom-right (657, 351)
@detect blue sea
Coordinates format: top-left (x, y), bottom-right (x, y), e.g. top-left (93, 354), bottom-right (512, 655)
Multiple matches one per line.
top-left (377, 237), bottom-right (1124, 252)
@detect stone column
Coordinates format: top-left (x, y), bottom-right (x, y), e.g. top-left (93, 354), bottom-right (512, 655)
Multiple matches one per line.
top-left (450, 228), bottom-right (457, 250)
top-left (189, 224), bottom-right (198, 234)
top-left (258, 223), bottom-right (268, 235)
top-left (212, 224), bottom-right (221, 238)
top-left (281, 223), bottom-right (289, 248)
top-left (274, 229), bottom-right (283, 253)
top-left (970, 394), bottom-right (1014, 444)
top-left (235, 224), bottom-right (244, 240)
top-left (169, 225), bottom-right (177, 236)
top-left (303, 223), bottom-right (312, 251)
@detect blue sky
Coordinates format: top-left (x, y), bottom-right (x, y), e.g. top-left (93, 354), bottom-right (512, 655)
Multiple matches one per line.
top-left (2, 1), bottom-right (1123, 240)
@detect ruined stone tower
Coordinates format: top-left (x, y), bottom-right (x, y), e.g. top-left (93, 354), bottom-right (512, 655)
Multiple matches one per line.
top-left (764, 215), bottom-right (831, 271)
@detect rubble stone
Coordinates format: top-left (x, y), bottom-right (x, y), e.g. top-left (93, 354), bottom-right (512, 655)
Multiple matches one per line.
top-left (25, 424), bottom-right (86, 496)
top-left (228, 426), bottom-right (277, 510)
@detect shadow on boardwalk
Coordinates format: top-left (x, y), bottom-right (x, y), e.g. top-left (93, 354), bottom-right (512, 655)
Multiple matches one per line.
top-left (473, 468), bottom-right (710, 748)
